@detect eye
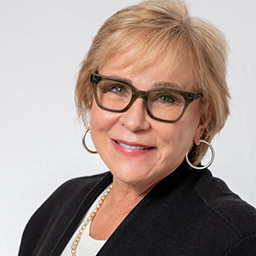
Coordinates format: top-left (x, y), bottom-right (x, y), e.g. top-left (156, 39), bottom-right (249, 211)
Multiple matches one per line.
top-left (154, 93), bottom-right (178, 104)
top-left (157, 94), bottom-right (175, 103)
top-left (99, 80), bottom-right (129, 95)
top-left (149, 91), bottom-right (184, 106)
top-left (108, 84), bottom-right (127, 94)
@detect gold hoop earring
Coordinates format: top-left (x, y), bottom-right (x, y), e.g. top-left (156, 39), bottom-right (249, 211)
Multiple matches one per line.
top-left (185, 140), bottom-right (215, 170)
top-left (82, 128), bottom-right (97, 154)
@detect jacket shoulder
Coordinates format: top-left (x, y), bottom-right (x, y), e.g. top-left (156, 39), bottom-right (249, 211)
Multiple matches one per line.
top-left (49, 172), bottom-right (111, 201)
top-left (195, 170), bottom-right (256, 238)
top-left (18, 172), bottom-right (112, 256)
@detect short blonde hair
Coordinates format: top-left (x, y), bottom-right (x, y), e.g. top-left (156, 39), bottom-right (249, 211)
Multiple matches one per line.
top-left (75, 0), bottom-right (230, 165)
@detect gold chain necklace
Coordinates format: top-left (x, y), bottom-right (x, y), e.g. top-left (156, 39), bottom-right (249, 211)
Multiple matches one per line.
top-left (71, 184), bottom-right (113, 256)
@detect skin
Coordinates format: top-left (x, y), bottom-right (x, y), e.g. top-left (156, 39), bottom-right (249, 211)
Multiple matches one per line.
top-left (89, 50), bottom-right (206, 240)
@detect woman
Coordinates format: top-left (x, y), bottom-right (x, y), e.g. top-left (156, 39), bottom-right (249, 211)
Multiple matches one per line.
top-left (19, 0), bottom-right (256, 255)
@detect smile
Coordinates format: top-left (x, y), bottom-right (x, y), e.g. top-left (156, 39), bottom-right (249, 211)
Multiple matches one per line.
top-left (115, 140), bottom-right (152, 150)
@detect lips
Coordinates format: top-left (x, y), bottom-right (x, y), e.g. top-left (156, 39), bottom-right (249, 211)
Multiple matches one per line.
top-left (113, 140), bottom-right (154, 150)
top-left (116, 141), bottom-right (152, 150)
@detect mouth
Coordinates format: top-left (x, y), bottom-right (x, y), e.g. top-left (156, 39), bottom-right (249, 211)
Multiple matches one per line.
top-left (113, 140), bottom-right (154, 150)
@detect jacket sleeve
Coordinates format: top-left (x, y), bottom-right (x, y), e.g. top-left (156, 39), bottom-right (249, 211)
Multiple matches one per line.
top-left (18, 179), bottom-right (77, 255)
top-left (224, 235), bottom-right (256, 256)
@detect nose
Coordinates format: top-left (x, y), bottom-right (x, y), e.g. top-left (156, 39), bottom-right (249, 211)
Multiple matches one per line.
top-left (119, 97), bottom-right (151, 132)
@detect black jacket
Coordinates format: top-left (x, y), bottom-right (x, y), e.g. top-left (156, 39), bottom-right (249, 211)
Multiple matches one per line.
top-left (19, 162), bottom-right (256, 255)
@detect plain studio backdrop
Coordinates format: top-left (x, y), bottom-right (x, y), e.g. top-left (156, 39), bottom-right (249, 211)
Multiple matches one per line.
top-left (0, 0), bottom-right (255, 254)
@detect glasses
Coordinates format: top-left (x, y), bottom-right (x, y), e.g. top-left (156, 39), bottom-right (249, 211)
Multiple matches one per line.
top-left (90, 73), bottom-right (202, 123)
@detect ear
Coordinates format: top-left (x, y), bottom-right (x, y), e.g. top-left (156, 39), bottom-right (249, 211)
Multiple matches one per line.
top-left (193, 122), bottom-right (206, 146)
top-left (193, 111), bottom-right (212, 145)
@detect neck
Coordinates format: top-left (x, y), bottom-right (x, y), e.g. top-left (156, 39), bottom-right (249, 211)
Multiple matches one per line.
top-left (105, 176), bottom-right (158, 216)
top-left (89, 177), bottom-right (155, 240)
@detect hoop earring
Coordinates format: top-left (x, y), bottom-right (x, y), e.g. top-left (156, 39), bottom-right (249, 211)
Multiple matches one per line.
top-left (82, 128), bottom-right (97, 154)
top-left (185, 140), bottom-right (215, 170)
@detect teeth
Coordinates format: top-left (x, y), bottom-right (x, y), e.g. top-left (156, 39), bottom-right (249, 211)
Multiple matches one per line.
top-left (117, 141), bottom-right (149, 150)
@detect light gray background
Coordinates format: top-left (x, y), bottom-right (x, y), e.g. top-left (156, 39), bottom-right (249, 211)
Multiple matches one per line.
top-left (1, 0), bottom-right (255, 254)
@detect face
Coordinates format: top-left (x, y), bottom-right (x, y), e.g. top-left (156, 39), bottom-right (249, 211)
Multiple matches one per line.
top-left (90, 50), bottom-right (205, 190)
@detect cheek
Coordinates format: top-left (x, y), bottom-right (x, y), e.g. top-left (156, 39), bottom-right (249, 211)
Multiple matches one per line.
top-left (90, 100), bottom-right (109, 130)
top-left (156, 115), bottom-right (200, 155)
top-left (177, 113), bottom-right (202, 150)
top-left (90, 100), bottom-right (121, 135)
top-left (90, 101), bottom-right (103, 130)
top-left (89, 102), bottom-right (110, 154)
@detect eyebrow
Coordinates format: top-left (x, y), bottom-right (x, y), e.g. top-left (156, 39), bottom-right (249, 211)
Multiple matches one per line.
top-left (152, 82), bottom-right (182, 90)
top-left (109, 74), bottom-right (182, 90)
top-left (110, 74), bottom-right (133, 85)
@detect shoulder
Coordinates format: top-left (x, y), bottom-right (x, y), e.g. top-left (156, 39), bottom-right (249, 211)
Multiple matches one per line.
top-left (195, 169), bottom-right (256, 242)
top-left (19, 172), bottom-right (112, 255)
top-left (37, 171), bottom-right (113, 212)
top-left (24, 171), bottom-right (112, 218)
top-left (51, 172), bottom-right (111, 198)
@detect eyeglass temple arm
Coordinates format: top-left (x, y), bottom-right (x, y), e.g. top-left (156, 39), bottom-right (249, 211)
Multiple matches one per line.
top-left (193, 92), bottom-right (203, 100)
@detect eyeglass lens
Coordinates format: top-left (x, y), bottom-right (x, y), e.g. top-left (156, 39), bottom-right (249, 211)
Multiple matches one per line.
top-left (96, 79), bottom-right (186, 122)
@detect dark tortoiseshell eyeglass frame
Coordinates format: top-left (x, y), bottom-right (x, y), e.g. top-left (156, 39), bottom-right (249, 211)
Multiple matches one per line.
top-left (90, 73), bottom-right (203, 123)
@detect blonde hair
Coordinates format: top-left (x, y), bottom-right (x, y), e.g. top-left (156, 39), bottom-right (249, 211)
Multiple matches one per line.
top-left (75, 0), bottom-right (230, 165)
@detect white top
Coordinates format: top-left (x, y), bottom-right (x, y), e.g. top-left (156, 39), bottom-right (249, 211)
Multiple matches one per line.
top-left (61, 189), bottom-right (108, 256)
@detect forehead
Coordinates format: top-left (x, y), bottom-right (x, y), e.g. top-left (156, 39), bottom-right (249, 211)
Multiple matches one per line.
top-left (99, 46), bottom-right (196, 91)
